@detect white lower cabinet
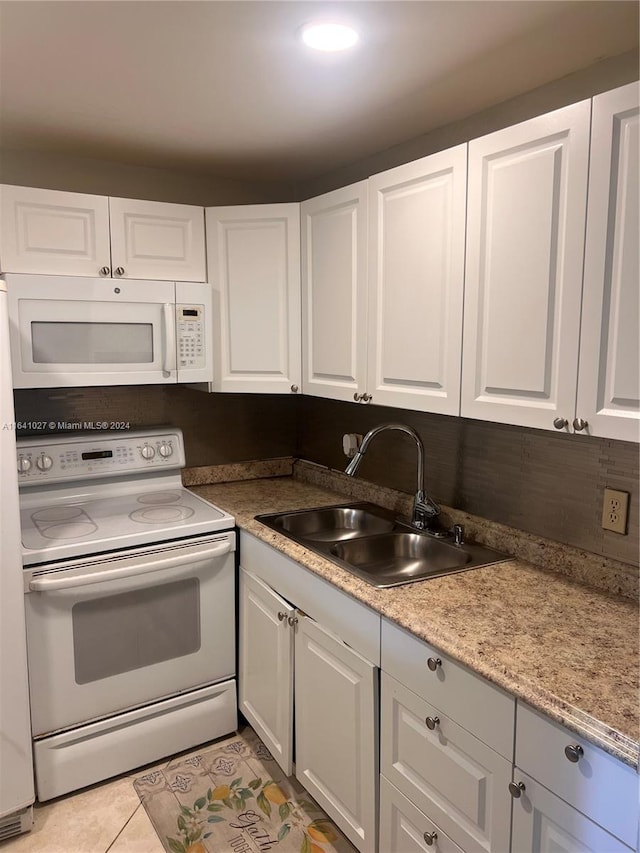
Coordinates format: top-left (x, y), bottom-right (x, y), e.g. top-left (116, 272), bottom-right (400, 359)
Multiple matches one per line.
top-left (380, 775), bottom-right (464, 853)
top-left (510, 771), bottom-right (633, 853)
top-left (238, 534), bottom-right (380, 853)
top-left (381, 673), bottom-right (512, 853)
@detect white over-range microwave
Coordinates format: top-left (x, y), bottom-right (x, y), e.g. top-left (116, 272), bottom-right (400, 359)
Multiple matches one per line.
top-left (5, 274), bottom-right (213, 388)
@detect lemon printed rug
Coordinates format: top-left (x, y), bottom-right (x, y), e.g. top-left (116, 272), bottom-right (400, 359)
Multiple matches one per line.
top-left (133, 729), bottom-right (355, 853)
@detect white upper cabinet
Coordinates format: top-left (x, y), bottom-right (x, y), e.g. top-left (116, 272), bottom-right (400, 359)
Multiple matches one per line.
top-left (109, 197), bottom-right (205, 281)
top-left (0, 186), bottom-right (111, 277)
top-left (576, 82), bottom-right (640, 442)
top-left (367, 145), bottom-right (467, 414)
top-left (301, 181), bottom-right (368, 402)
top-left (0, 185), bottom-right (206, 281)
top-left (206, 203), bottom-right (301, 394)
top-left (462, 101), bottom-right (591, 431)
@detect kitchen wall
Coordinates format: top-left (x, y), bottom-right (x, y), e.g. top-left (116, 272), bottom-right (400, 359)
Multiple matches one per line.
top-left (297, 397), bottom-right (639, 569)
top-left (296, 49), bottom-right (639, 198)
top-left (0, 148), bottom-right (295, 206)
top-left (13, 386), bottom-right (298, 467)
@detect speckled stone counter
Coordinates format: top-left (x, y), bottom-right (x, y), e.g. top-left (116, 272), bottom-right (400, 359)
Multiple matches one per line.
top-left (188, 474), bottom-right (639, 769)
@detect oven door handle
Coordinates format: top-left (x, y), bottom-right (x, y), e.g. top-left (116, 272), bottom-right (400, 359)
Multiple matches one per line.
top-left (28, 540), bottom-right (231, 592)
top-left (163, 302), bottom-right (177, 376)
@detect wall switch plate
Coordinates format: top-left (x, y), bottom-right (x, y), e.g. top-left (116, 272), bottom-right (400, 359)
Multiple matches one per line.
top-left (601, 488), bottom-right (630, 534)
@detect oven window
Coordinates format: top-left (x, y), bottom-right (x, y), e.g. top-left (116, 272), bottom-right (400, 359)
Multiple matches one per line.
top-left (31, 321), bottom-right (153, 364)
top-left (72, 578), bottom-right (200, 684)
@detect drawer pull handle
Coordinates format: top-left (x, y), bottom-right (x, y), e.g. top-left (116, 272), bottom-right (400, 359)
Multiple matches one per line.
top-left (425, 716), bottom-right (440, 730)
top-left (427, 657), bottom-right (442, 671)
top-left (277, 611), bottom-right (287, 622)
top-left (508, 781), bottom-right (526, 798)
top-left (564, 744), bottom-right (584, 763)
top-left (423, 831), bottom-right (438, 846)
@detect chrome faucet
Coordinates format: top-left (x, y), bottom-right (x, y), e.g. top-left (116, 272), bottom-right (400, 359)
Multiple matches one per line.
top-left (344, 423), bottom-right (440, 531)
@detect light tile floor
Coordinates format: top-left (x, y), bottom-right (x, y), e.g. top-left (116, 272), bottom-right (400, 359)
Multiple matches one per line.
top-left (0, 733), bottom-right (239, 853)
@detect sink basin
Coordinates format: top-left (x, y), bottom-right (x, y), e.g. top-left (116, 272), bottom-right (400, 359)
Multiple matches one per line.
top-left (330, 532), bottom-right (472, 585)
top-left (256, 502), bottom-right (509, 588)
top-left (275, 506), bottom-right (394, 542)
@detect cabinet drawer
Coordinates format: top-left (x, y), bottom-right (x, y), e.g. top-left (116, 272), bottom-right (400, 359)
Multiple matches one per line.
top-left (516, 702), bottom-right (638, 849)
top-left (380, 775), bottom-right (464, 853)
top-left (381, 673), bottom-right (512, 853)
top-left (382, 618), bottom-right (514, 758)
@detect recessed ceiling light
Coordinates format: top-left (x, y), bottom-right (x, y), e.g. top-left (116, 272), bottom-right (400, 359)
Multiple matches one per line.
top-left (301, 22), bottom-right (359, 52)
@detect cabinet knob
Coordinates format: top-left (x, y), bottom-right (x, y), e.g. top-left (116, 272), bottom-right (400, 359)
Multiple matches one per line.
top-left (287, 615), bottom-right (298, 627)
top-left (361, 393), bottom-right (372, 403)
top-left (553, 417), bottom-right (568, 430)
top-left (573, 418), bottom-right (589, 432)
top-left (99, 265), bottom-right (111, 276)
top-left (353, 393), bottom-right (363, 402)
top-left (423, 831), bottom-right (438, 846)
top-left (425, 716), bottom-right (440, 730)
top-left (277, 611), bottom-right (287, 622)
top-left (427, 657), bottom-right (442, 671)
top-left (564, 744), bottom-right (584, 763)
top-left (114, 266), bottom-right (125, 276)
top-left (290, 384), bottom-right (299, 393)
top-left (508, 781), bottom-right (526, 798)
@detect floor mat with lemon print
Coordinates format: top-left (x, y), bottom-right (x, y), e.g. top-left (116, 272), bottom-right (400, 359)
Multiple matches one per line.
top-left (133, 729), bottom-right (356, 853)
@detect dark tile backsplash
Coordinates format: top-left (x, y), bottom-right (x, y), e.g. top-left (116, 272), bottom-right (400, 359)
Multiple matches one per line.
top-left (13, 388), bottom-right (638, 567)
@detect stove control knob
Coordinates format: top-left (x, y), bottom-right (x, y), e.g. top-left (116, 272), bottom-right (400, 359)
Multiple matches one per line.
top-left (158, 441), bottom-right (173, 458)
top-left (17, 455), bottom-right (32, 473)
top-left (36, 453), bottom-right (53, 471)
top-left (140, 443), bottom-right (156, 460)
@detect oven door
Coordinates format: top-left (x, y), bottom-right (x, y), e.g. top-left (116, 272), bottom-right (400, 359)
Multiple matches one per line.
top-left (25, 533), bottom-right (235, 736)
top-left (7, 274), bottom-right (178, 388)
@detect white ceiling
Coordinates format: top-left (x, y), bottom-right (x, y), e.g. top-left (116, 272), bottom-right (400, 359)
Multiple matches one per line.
top-left (0, 1), bottom-right (638, 182)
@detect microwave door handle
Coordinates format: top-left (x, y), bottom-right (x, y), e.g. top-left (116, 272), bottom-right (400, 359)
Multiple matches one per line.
top-left (163, 302), bottom-right (177, 376)
top-left (28, 539), bottom-right (231, 593)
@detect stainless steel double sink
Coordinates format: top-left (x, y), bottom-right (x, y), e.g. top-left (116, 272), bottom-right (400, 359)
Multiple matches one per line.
top-left (255, 502), bottom-right (509, 588)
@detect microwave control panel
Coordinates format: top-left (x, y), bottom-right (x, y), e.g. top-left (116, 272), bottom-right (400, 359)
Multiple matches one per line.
top-left (177, 304), bottom-right (205, 369)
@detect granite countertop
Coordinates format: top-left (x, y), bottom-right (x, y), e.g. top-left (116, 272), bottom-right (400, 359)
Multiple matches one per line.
top-left (189, 475), bottom-right (639, 769)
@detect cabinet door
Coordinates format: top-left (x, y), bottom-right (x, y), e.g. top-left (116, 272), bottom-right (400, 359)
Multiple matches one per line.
top-left (301, 182), bottom-right (368, 402)
top-left (0, 185), bottom-right (111, 277)
top-left (238, 568), bottom-right (294, 775)
top-left (462, 101), bottom-right (591, 430)
top-left (381, 673), bottom-right (512, 853)
top-left (576, 82), bottom-right (640, 441)
top-left (511, 770), bottom-right (632, 853)
top-left (109, 197), bottom-right (205, 281)
top-left (206, 204), bottom-right (301, 393)
top-left (367, 145), bottom-right (467, 414)
top-left (295, 615), bottom-right (378, 853)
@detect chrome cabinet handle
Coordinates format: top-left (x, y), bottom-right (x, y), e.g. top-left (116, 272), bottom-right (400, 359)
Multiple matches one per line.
top-left (553, 417), bottom-right (568, 429)
top-left (114, 266), bottom-right (125, 276)
top-left (425, 716), bottom-right (440, 730)
top-left (353, 393), bottom-right (363, 401)
top-left (427, 657), bottom-right (442, 671)
top-left (277, 611), bottom-right (287, 622)
top-left (290, 384), bottom-right (299, 393)
top-left (564, 744), bottom-right (584, 763)
top-left (287, 615), bottom-right (298, 627)
top-left (361, 393), bottom-right (372, 402)
top-left (423, 831), bottom-right (438, 846)
top-left (509, 781), bottom-right (526, 798)
top-left (573, 418), bottom-right (588, 432)
top-left (99, 265), bottom-right (111, 276)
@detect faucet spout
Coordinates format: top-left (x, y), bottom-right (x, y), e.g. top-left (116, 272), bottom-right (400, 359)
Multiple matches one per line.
top-left (343, 422), bottom-right (440, 530)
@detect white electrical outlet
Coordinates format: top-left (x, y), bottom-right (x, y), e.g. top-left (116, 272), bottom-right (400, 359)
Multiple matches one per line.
top-left (601, 488), bottom-right (630, 535)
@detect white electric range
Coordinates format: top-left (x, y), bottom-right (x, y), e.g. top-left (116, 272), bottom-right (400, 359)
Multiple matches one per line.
top-left (17, 428), bottom-right (238, 801)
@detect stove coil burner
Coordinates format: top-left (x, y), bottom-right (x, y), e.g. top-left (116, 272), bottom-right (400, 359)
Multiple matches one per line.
top-left (32, 505), bottom-right (98, 540)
